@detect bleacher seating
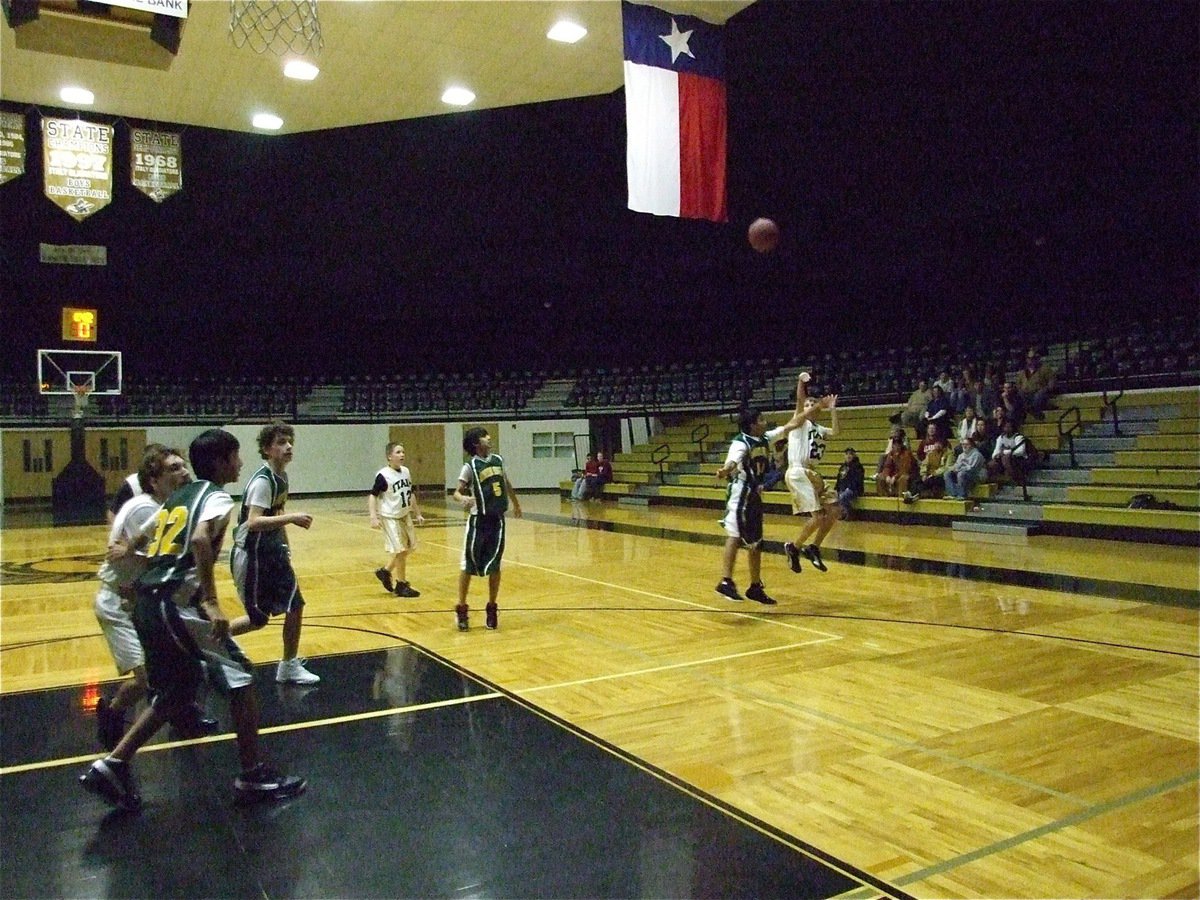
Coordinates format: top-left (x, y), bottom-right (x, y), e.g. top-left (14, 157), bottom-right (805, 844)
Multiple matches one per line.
top-left (561, 387), bottom-right (1199, 542)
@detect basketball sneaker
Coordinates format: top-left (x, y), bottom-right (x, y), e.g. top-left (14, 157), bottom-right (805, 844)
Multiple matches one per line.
top-left (745, 583), bottom-right (777, 605)
top-left (169, 704), bottom-right (221, 739)
top-left (715, 578), bottom-right (743, 601)
top-left (393, 582), bottom-right (421, 598)
top-left (784, 541), bottom-right (802, 574)
top-left (485, 601), bottom-right (498, 630)
top-left (276, 658), bottom-right (320, 685)
top-left (455, 603), bottom-right (470, 631)
top-left (234, 763), bottom-right (307, 805)
top-left (80, 758), bottom-right (142, 812)
top-left (374, 568), bottom-right (394, 593)
top-left (802, 544), bottom-right (828, 572)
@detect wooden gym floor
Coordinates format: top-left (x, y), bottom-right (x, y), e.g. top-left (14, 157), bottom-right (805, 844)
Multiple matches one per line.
top-left (1, 493), bottom-right (1197, 899)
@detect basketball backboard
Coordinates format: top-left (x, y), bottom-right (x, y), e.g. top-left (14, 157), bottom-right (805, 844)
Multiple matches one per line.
top-left (38, 349), bottom-right (123, 395)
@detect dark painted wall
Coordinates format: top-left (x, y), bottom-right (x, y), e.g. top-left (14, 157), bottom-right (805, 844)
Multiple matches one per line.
top-left (2, 0), bottom-right (1195, 380)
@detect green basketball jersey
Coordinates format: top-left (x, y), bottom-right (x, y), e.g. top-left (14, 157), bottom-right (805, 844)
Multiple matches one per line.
top-left (465, 453), bottom-right (508, 516)
top-left (136, 480), bottom-right (224, 594)
top-left (731, 432), bottom-right (772, 487)
top-left (235, 464), bottom-right (288, 551)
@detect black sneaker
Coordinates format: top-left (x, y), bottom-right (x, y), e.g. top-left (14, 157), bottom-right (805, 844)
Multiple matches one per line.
top-left (745, 583), bottom-right (777, 605)
top-left (374, 568), bottom-right (394, 593)
top-left (455, 604), bottom-right (470, 631)
top-left (485, 601), bottom-right (498, 630)
top-left (394, 582), bottom-right (421, 598)
top-left (902, 491), bottom-right (916, 504)
top-left (802, 544), bottom-right (828, 572)
top-left (715, 578), bottom-right (743, 601)
top-left (80, 758), bottom-right (142, 812)
top-left (784, 541), bottom-right (802, 574)
top-left (169, 704), bottom-right (220, 739)
top-left (234, 763), bottom-right (307, 805)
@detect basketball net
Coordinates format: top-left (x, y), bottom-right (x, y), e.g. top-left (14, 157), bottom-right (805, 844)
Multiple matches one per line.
top-left (71, 384), bottom-right (92, 419)
top-left (230, 0), bottom-right (323, 56)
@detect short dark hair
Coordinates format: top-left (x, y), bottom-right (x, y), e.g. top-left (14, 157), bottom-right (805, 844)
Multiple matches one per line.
top-left (385, 441), bottom-right (402, 456)
top-left (463, 427), bottom-right (488, 455)
top-left (257, 421), bottom-right (294, 459)
top-left (189, 429), bottom-right (239, 483)
top-left (738, 408), bottom-right (761, 434)
top-left (137, 444), bottom-right (182, 493)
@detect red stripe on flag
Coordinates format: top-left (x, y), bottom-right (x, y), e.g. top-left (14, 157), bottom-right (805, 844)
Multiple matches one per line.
top-left (677, 73), bottom-right (727, 223)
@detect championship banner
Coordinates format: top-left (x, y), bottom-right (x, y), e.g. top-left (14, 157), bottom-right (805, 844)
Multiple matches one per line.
top-left (0, 112), bottom-right (25, 185)
top-left (42, 117), bottom-right (113, 222)
top-left (131, 128), bottom-right (182, 203)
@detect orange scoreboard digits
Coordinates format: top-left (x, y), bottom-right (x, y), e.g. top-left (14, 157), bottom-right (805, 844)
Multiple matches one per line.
top-left (62, 307), bottom-right (98, 342)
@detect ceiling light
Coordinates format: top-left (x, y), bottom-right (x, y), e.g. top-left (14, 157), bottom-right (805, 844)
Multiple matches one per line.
top-left (441, 86), bottom-right (475, 107)
top-left (547, 21), bottom-right (587, 44)
top-left (60, 86), bottom-right (94, 105)
top-left (252, 113), bottom-right (283, 130)
top-left (283, 59), bottom-right (319, 81)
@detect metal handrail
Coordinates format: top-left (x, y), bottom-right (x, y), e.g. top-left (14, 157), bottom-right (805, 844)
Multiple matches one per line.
top-left (1100, 388), bottom-right (1125, 436)
top-left (691, 423), bottom-right (710, 462)
top-left (651, 442), bottom-right (671, 485)
top-left (1056, 406), bottom-right (1084, 468)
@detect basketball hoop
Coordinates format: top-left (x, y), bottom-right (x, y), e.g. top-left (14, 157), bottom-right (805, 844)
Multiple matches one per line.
top-left (230, 1), bottom-right (323, 56)
top-left (71, 383), bottom-right (92, 419)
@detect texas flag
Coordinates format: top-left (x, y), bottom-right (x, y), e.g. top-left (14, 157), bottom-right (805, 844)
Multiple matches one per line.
top-left (623, 1), bottom-right (727, 222)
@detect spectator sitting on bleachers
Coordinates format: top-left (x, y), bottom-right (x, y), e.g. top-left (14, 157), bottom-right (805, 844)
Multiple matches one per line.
top-left (876, 428), bottom-right (918, 497)
top-left (1016, 347), bottom-right (1058, 419)
top-left (934, 369), bottom-right (955, 396)
top-left (904, 425), bottom-right (951, 502)
top-left (944, 435), bottom-right (987, 501)
top-left (1000, 381), bottom-right (1027, 428)
top-left (589, 451), bottom-right (613, 499)
top-left (957, 405), bottom-right (986, 448)
top-left (977, 366), bottom-right (1002, 419)
top-left (950, 367), bottom-right (976, 416)
top-left (890, 379), bottom-right (931, 432)
top-left (834, 447), bottom-right (865, 519)
top-left (987, 419), bottom-right (1032, 499)
top-left (571, 452), bottom-right (597, 500)
top-left (920, 384), bottom-right (952, 439)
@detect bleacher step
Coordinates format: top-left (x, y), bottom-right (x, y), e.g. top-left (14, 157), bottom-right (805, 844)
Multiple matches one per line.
top-left (969, 502), bottom-right (1045, 522)
top-left (618, 496), bottom-right (651, 507)
top-left (952, 520), bottom-right (1035, 541)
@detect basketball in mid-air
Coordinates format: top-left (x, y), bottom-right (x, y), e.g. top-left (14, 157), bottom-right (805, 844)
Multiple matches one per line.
top-left (747, 217), bottom-right (780, 253)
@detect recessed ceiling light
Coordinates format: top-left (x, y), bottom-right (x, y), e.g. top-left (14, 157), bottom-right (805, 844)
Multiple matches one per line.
top-left (252, 113), bottom-right (283, 130)
top-left (60, 86), bottom-right (94, 105)
top-left (547, 21), bottom-right (587, 44)
top-left (283, 59), bottom-right (319, 80)
top-left (441, 86), bottom-right (475, 107)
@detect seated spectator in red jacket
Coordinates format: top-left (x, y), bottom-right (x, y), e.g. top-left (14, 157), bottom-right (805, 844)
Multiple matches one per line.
top-left (587, 451), bottom-right (613, 499)
top-left (876, 429), bottom-right (918, 497)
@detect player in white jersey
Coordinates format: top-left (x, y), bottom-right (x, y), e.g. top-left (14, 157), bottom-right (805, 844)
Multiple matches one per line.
top-left (714, 387), bottom-right (835, 604)
top-left (783, 373), bottom-right (841, 574)
top-left (368, 442), bottom-right (425, 598)
top-left (105, 443), bottom-right (167, 525)
top-left (93, 445), bottom-right (195, 749)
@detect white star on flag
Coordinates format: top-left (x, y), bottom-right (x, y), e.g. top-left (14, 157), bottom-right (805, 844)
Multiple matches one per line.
top-left (659, 18), bottom-right (694, 63)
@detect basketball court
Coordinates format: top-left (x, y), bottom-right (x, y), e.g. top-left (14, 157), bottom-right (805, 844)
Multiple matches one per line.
top-left (2, 493), bottom-right (1196, 898)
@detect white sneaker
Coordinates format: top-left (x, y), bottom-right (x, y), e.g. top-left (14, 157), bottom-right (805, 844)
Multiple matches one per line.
top-left (276, 658), bottom-right (320, 685)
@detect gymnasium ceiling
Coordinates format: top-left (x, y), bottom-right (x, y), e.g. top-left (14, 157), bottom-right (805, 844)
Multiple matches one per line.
top-left (0, 0), bottom-right (754, 134)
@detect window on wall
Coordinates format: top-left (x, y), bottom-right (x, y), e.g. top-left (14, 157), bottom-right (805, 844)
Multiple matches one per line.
top-left (532, 431), bottom-right (575, 459)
